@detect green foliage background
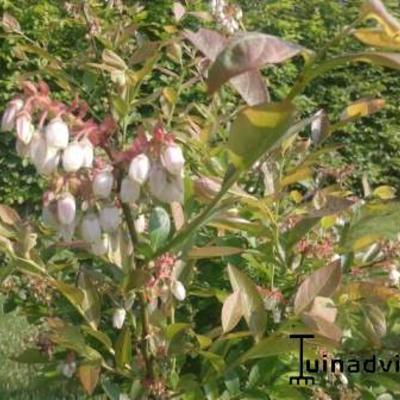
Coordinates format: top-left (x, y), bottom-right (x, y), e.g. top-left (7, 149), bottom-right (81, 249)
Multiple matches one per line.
top-left (1, 0), bottom-right (400, 398)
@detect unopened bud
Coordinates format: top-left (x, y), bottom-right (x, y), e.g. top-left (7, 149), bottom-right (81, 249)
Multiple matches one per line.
top-left (134, 214), bottom-right (146, 233)
top-left (112, 308), bottom-right (126, 329)
top-left (171, 280), bottom-right (186, 301)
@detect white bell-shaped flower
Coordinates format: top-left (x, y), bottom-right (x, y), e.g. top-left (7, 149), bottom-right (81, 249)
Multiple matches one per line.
top-left (99, 206), bottom-right (120, 233)
top-left (62, 142), bottom-right (84, 172)
top-left (128, 153), bottom-right (150, 184)
top-left (149, 163), bottom-right (168, 198)
top-left (59, 222), bottom-right (76, 242)
top-left (91, 234), bottom-right (109, 256)
top-left (80, 138), bottom-right (94, 168)
top-left (57, 193), bottom-right (76, 225)
top-left (1, 99), bottom-right (23, 132)
top-left (45, 117), bottom-right (69, 149)
top-left (15, 112), bottom-right (33, 144)
top-left (81, 213), bottom-right (102, 243)
top-left (149, 164), bottom-right (184, 204)
top-left (120, 176), bottom-right (140, 203)
top-left (171, 280), bottom-right (186, 301)
top-left (15, 139), bottom-right (30, 158)
top-left (388, 266), bottom-right (400, 287)
top-left (93, 169), bottom-right (114, 199)
top-left (112, 308), bottom-right (126, 329)
top-left (42, 205), bottom-right (59, 229)
top-left (134, 214), bottom-right (146, 234)
top-left (162, 144), bottom-right (185, 175)
top-left (38, 146), bottom-right (60, 175)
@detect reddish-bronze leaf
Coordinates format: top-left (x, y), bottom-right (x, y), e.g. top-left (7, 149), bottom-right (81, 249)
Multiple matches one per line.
top-left (221, 290), bottom-right (243, 333)
top-left (294, 261), bottom-right (342, 315)
top-left (207, 32), bottom-right (302, 93)
top-left (78, 364), bottom-right (100, 396)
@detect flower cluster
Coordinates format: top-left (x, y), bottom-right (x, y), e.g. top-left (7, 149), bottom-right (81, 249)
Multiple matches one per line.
top-left (148, 253), bottom-right (186, 304)
top-left (2, 82), bottom-right (185, 257)
top-left (210, 0), bottom-right (242, 34)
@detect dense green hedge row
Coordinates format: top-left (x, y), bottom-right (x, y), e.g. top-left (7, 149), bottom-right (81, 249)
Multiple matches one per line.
top-left (1, 0), bottom-right (400, 212)
top-left (241, 0), bottom-right (400, 192)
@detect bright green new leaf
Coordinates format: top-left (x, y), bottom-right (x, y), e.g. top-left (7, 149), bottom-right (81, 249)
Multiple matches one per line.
top-left (228, 101), bottom-right (296, 168)
top-left (115, 326), bottom-right (132, 370)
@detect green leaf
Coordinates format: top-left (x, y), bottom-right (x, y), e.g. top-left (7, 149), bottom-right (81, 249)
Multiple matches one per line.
top-left (341, 202), bottom-right (400, 251)
top-left (199, 351), bottom-right (225, 374)
top-left (11, 348), bottom-right (47, 364)
top-left (221, 290), bottom-right (243, 333)
top-left (115, 326), bottom-right (132, 370)
top-left (227, 265), bottom-right (266, 340)
top-left (82, 326), bottom-right (112, 351)
top-left (78, 364), bottom-right (101, 396)
top-left (228, 101), bottom-right (296, 168)
top-left (207, 33), bottom-right (302, 93)
top-left (149, 207), bottom-right (171, 250)
top-left (187, 246), bottom-right (244, 259)
top-left (78, 272), bottom-right (101, 330)
top-left (353, 28), bottom-right (400, 50)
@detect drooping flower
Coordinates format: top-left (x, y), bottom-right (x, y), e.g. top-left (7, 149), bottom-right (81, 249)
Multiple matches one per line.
top-left (134, 214), bottom-right (146, 234)
top-left (62, 142), bottom-right (85, 172)
top-left (161, 144), bottom-right (185, 175)
top-left (120, 176), bottom-right (140, 203)
top-left (112, 308), bottom-right (126, 329)
top-left (45, 117), bottom-right (69, 149)
top-left (91, 234), bottom-right (110, 255)
top-left (149, 163), bottom-right (184, 203)
top-left (388, 265), bottom-right (400, 287)
top-left (1, 99), bottom-right (23, 132)
top-left (57, 193), bottom-right (76, 225)
top-left (15, 112), bottom-right (33, 144)
top-left (30, 136), bottom-right (60, 175)
top-left (81, 213), bottom-right (102, 243)
top-left (129, 153), bottom-right (150, 184)
top-left (93, 169), bottom-right (114, 199)
top-left (99, 205), bottom-right (120, 232)
top-left (171, 280), bottom-right (186, 301)
top-left (80, 137), bottom-right (94, 168)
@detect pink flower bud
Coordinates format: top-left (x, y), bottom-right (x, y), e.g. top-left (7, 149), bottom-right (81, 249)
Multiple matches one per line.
top-left (1, 99), bottom-right (23, 132)
top-left (62, 142), bottom-right (84, 172)
top-left (162, 144), bottom-right (185, 175)
top-left (45, 118), bottom-right (69, 149)
top-left (129, 153), bottom-right (150, 184)
top-left (120, 176), bottom-right (140, 203)
top-left (80, 138), bottom-right (94, 168)
top-left (112, 308), bottom-right (126, 329)
top-left (93, 169), bottom-right (114, 199)
top-left (91, 234), bottom-right (109, 256)
top-left (99, 206), bottom-right (120, 232)
top-left (171, 280), bottom-right (186, 301)
top-left (15, 112), bottom-right (33, 144)
top-left (81, 213), bottom-right (102, 243)
top-left (57, 193), bottom-right (76, 225)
